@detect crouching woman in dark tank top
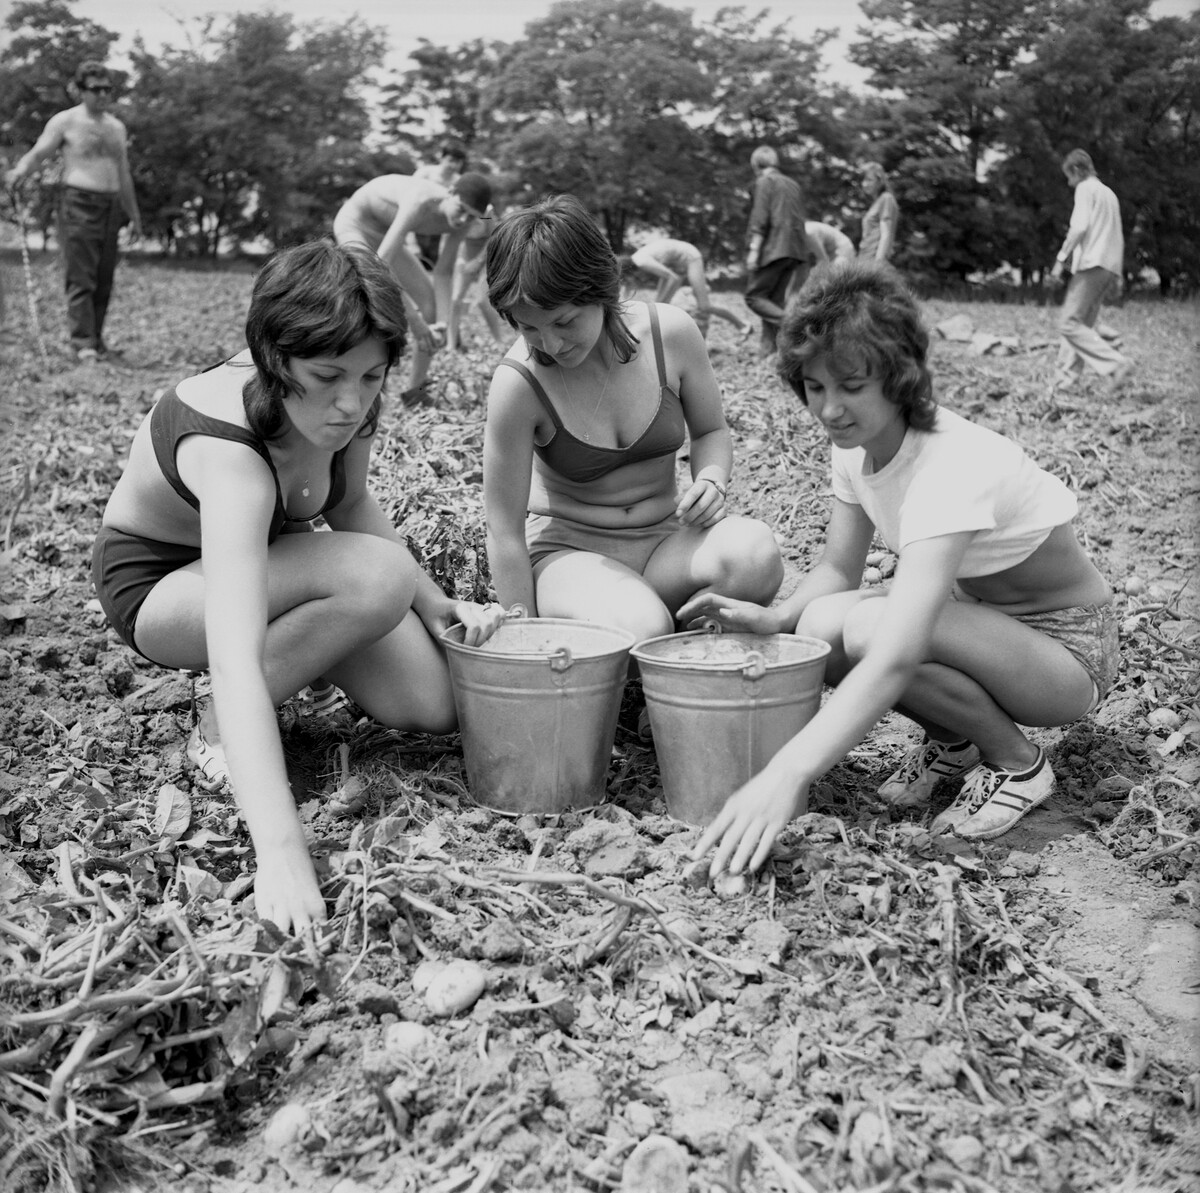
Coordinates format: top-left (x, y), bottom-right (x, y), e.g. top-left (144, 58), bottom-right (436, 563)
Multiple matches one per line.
top-left (92, 240), bottom-right (502, 937)
top-left (482, 193), bottom-right (783, 640)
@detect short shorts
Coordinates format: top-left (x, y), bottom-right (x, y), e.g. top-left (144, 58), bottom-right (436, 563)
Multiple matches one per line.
top-left (1012, 601), bottom-right (1120, 713)
top-left (92, 525), bottom-right (201, 660)
top-left (526, 511), bottom-right (682, 574)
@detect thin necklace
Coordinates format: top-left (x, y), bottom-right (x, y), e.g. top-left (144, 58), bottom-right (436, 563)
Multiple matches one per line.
top-left (557, 350), bottom-right (615, 443)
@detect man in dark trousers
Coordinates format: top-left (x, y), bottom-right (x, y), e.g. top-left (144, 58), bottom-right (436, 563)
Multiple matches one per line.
top-left (744, 145), bottom-right (813, 356)
top-left (5, 61), bottom-right (141, 361)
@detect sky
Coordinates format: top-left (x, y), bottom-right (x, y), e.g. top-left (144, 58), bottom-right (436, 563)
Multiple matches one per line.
top-left (28, 0), bottom-right (1200, 88)
top-left (65, 0), bottom-right (871, 80)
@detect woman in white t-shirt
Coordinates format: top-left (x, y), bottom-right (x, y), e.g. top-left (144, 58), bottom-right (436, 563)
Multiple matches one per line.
top-left (681, 260), bottom-right (1117, 875)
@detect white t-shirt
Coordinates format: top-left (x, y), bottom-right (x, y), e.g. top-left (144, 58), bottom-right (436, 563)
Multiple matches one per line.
top-left (830, 408), bottom-right (1078, 578)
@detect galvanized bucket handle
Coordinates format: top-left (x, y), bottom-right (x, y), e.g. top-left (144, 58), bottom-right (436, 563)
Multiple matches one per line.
top-left (505, 603), bottom-right (529, 621)
top-left (701, 617), bottom-right (765, 681)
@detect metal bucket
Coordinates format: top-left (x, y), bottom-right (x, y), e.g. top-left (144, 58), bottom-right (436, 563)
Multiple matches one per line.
top-left (630, 627), bottom-right (831, 825)
top-left (440, 611), bottom-right (636, 813)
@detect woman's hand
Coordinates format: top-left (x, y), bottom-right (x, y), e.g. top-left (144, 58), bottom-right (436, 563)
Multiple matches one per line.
top-left (675, 476), bottom-right (726, 528)
top-left (408, 314), bottom-right (438, 355)
top-left (417, 596), bottom-right (506, 647)
top-left (676, 591), bottom-right (786, 634)
top-left (253, 840), bottom-right (327, 937)
top-left (690, 766), bottom-right (811, 878)
top-left (452, 599), bottom-right (506, 647)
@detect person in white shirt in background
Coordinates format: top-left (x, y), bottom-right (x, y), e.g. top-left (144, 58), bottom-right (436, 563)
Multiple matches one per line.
top-left (1049, 149), bottom-right (1134, 391)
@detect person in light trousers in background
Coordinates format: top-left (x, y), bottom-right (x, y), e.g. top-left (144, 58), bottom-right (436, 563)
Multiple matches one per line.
top-left (1049, 149), bottom-right (1134, 391)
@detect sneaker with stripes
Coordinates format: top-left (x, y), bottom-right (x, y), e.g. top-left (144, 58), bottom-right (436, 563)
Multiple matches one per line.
top-left (878, 736), bottom-right (981, 807)
top-left (930, 749), bottom-right (1054, 840)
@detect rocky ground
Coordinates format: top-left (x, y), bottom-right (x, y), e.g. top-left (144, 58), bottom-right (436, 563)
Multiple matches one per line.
top-left (0, 251), bottom-right (1197, 1193)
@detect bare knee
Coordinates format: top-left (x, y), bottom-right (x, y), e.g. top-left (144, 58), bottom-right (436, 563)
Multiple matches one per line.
top-left (337, 538), bottom-right (418, 640)
top-left (840, 598), bottom-right (884, 663)
top-left (713, 520), bottom-right (784, 603)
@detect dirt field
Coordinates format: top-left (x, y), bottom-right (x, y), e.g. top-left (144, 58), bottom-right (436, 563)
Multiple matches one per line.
top-left (1, 251), bottom-right (1198, 1193)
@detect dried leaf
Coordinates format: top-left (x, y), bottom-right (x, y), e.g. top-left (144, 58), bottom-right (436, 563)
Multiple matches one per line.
top-left (154, 782), bottom-right (192, 842)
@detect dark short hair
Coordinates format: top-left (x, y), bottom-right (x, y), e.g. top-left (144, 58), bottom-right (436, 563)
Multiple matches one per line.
top-left (485, 193), bottom-right (637, 367)
top-left (777, 259), bottom-right (937, 431)
top-left (243, 240), bottom-right (408, 439)
top-left (439, 139), bottom-right (468, 166)
top-left (75, 61), bottom-right (111, 88)
top-left (452, 172), bottom-right (493, 215)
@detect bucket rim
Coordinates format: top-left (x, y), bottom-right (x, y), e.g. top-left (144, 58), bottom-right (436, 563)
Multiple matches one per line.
top-left (440, 617), bottom-right (637, 660)
top-left (630, 628), bottom-right (831, 671)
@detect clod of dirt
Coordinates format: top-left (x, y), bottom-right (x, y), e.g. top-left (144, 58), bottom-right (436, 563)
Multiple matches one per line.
top-left (423, 958), bottom-right (488, 1016)
top-left (620, 1134), bottom-right (689, 1193)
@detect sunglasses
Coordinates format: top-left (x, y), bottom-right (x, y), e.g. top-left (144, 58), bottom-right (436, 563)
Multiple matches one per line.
top-left (82, 84), bottom-right (112, 94)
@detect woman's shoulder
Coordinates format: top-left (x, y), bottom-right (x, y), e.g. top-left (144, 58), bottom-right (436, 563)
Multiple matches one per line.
top-left (175, 354), bottom-right (253, 425)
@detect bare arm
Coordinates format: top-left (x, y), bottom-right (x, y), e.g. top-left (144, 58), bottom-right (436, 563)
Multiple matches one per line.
top-left (325, 424), bottom-right (501, 646)
top-left (873, 195), bottom-right (898, 261)
top-left (693, 530), bottom-right (974, 876)
top-left (5, 112), bottom-right (68, 185)
top-left (661, 304), bottom-right (733, 527)
top-left (483, 365), bottom-right (540, 614)
top-left (114, 123), bottom-right (141, 235)
top-left (678, 497), bottom-right (875, 633)
top-left (179, 437), bottom-right (325, 936)
top-left (432, 228), bottom-right (468, 325)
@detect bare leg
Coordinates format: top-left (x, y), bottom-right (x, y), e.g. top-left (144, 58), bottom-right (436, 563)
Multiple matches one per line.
top-left (687, 257), bottom-right (751, 334)
top-left (133, 532), bottom-right (456, 731)
top-left (799, 590), bottom-right (1098, 769)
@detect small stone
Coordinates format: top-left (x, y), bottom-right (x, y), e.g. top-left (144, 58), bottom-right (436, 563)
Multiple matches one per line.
top-left (621, 1134), bottom-right (689, 1193)
top-left (262, 1102), bottom-right (312, 1154)
top-left (383, 1021), bottom-right (430, 1057)
top-left (941, 1134), bottom-right (984, 1171)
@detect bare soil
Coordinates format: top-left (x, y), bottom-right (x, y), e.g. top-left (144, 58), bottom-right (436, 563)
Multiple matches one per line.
top-left (1, 251), bottom-right (1197, 1193)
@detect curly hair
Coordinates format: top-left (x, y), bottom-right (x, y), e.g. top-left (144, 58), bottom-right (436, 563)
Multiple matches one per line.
top-left (242, 240), bottom-right (408, 440)
top-left (485, 193), bottom-right (637, 367)
top-left (777, 259), bottom-right (937, 431)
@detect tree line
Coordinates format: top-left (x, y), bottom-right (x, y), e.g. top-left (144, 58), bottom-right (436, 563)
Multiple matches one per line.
top-left (2, 0), bottom-right (1197, 293)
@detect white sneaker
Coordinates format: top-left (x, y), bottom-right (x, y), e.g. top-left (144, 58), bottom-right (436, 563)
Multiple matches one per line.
top-left (298, 683), bottom-right (352, 721)
top-left (187, 721), bottom-right (230, 790)
top-left (930, 750), bottom-right (1054, 839)
top-left (878, 737), bottom-right (981, 807)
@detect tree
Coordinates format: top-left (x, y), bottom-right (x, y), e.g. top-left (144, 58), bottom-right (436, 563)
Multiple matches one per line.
top-left (480, 0), bottom-right (715, 249)
top-left (379, 38), bottom-right (506, 166)
top-left (996, 0), bottom-right (1200, 292)
top-left (847, 0), bottom-right (1054, 279)
top-left (124, 10), bottom-right (389, 254)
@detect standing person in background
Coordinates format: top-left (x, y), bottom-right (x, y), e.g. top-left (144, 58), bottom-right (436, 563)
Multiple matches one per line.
top-left (333, 172), bottom-right (492, 405)
top-left (618, 239), bottom-right (753, 340)
top-left (744, 146), bottom-right (814, 357)
top-left (5, 61), bottom-right (141, 362)
top-left (413, 139), bottom-right (467, 270)
top-left (805, 221), bottom-right (856, 265)
top-left (1049, 149), bottom-right (1134, 391)
top-left (858, 164), bottom-right (899, 264)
